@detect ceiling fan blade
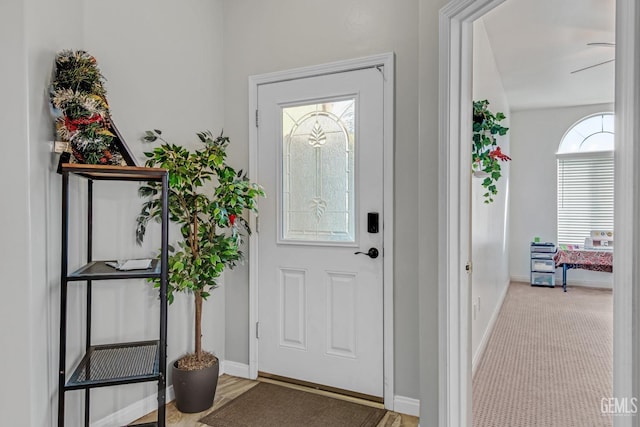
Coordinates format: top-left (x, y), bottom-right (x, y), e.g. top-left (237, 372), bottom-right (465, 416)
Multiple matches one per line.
top-left (587, 42), bottom-right (615, 47)
top-left (570, 58), bottom-right (615, 74)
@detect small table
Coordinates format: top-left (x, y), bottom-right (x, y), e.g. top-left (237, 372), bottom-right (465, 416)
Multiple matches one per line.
top-left (554, 248), bottom-right (613, 292)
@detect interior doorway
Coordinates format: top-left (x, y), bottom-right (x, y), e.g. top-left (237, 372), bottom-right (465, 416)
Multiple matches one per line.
top-left (469, 2), bottom-right (616, 425)
top-left (438, 0), bottom-right (638, 425)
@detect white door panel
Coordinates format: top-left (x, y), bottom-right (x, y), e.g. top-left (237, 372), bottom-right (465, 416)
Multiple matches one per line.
top-left (257, 67), bottom-right (384, 397)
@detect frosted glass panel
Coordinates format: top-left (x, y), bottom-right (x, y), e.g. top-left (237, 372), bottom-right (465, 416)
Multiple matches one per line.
top-left (282, 99), bottom-right (355, 242)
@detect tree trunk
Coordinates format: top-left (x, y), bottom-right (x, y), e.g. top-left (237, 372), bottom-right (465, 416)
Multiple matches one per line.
top-left (195, 291), bottom-right (203, 360)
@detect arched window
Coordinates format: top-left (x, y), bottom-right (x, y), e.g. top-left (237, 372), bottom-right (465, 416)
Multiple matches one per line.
top-left (557, 113), bottom-right (614, 245)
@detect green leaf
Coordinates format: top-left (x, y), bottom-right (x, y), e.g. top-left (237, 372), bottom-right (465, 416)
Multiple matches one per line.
top-left (135, 129), bottom-right (266, 349)
top-left (472, 100), bottom-right (510, 205)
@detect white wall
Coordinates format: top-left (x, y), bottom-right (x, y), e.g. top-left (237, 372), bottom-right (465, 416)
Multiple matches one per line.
top-left (0, 0), bottom-right (86, 425)
top-left (83, 1), bottom-right (226, 422)
top-left (471, 19), bottom-right (511, 370)
top-left (509, 103), bottom-right (614, 289)
top-left (417, 0), bottom-right (449, 424)
top-left (1, 1), bottom-right (462, 424)
top-left (2, 1), bottom-right (227, 425)
top-left (222, 0), bottom-right (423, 401)
top-left (0, 1), bottom-right (33, 426)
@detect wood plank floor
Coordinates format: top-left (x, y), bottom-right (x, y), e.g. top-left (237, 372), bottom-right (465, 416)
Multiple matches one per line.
top-left (133, 375), bottom-right (419, 426)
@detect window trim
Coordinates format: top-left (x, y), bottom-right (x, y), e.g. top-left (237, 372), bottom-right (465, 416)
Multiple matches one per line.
top-left (556, 112), bottom-right (614, 246)
top-left (557, 111), bottom-right (615, 155)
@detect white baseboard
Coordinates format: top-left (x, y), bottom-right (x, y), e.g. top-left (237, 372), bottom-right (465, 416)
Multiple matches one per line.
top-left (472, 279), bottom-right (510, 376)
top-left (91, 386), bottom-right (175, 427)
top-left (393, 395), bottom-right (420, 417)
top-left (562, 279), bottom-right (613, 289)
top-left (510, 274), bottom-right (612, 290)
top-left (221, 360), bottom-right (251, 378)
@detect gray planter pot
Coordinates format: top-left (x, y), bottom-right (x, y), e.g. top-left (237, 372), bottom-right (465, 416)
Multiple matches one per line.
top-left (172, 357), bottom-right (220, 413)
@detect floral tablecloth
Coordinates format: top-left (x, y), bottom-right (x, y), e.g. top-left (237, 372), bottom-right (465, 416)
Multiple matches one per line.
top-left (554, 249), bottom-right (613, 273)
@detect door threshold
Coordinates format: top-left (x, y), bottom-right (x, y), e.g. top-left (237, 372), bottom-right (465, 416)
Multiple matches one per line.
top-left (258, 371), bottom-right (384, 404)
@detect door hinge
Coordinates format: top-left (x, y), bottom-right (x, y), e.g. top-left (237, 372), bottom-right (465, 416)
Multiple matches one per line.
top-left (255, 216), bottom-right (260, 233)
top-left (465, 262), bottom-right (473, 273)
top-left (255, 109), bottom-right (259, 127)
top-left (256, 321), bottom-right (260, 339)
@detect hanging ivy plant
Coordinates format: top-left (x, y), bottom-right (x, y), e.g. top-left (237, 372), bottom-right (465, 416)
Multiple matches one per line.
top-left (472, 99), bottom-right (511, 203)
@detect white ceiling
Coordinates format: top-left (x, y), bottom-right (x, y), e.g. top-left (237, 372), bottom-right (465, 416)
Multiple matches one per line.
top-left (481, 0), bottom-right (615, 111)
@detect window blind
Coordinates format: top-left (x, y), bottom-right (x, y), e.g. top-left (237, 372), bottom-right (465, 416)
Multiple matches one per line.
top-left (557, 154), bottom-right (614, 245)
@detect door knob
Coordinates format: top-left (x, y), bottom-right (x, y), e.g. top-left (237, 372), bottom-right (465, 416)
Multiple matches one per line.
top-left (354, 248), bottom-right (379, 259)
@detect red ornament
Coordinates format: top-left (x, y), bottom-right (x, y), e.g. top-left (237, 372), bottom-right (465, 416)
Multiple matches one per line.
top-left (229, 214), bottom-right (236, 226)
top-left (489, 146), bottom-right (511, 161)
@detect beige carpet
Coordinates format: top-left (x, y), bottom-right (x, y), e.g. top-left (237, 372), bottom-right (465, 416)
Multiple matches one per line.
top-left (473, 282), bottom-right (613, 427)
top-left (199, 382), bottom-right (387, 427)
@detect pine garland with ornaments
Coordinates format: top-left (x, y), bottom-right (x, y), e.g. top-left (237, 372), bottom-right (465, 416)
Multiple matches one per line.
top-left (50, 50), bottom-right (127, 166)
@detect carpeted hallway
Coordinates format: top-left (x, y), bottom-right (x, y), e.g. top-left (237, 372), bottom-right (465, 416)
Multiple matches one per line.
top-left (472, 281), bottom-right (613, 427)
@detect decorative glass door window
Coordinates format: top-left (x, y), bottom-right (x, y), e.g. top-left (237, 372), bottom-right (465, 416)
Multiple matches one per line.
top-left (281, 99), bottom-right (356, 243)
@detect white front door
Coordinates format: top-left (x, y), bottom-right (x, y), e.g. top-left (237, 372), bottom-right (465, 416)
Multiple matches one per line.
top-left (256, 67), bottom-right (385, 398)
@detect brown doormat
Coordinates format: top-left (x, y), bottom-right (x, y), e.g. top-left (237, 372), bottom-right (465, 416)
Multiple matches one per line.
top-left (200, 382), bottom-right (386, 427)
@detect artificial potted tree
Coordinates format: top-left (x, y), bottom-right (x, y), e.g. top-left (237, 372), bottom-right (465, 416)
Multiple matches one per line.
top-left (472, 99), bottom-right (511, 203)
top-left (136, 129), bottom-right (264, 413)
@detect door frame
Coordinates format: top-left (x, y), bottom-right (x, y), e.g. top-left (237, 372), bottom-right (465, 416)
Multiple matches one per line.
top-left (248, 52), bottom-right (395, 409)
top-left (437, 0), bottom-right (640, 426)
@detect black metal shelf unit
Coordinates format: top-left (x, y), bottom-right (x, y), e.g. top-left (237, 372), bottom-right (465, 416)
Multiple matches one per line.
top-left (58, 164), bottom-right (169, 427)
